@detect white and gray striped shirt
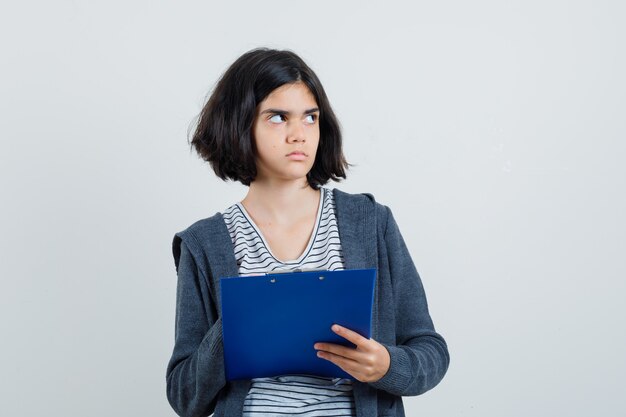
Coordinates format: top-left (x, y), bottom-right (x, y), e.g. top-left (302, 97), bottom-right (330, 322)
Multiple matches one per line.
top-left (222, 187), bottom-right (356, 417)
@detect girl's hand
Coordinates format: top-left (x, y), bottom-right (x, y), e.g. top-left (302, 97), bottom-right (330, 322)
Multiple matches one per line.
top-left (314, 324), bottom-right (391, 383)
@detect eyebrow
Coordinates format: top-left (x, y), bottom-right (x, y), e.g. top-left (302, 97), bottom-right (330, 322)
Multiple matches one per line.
top-left (259, 107), bottom-right (320, 116)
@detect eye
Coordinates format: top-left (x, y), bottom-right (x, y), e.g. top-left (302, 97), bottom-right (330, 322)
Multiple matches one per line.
top-left (269, 114), bottom-right (285, 124)
top-left (304, 114), bottom-right (318, 124)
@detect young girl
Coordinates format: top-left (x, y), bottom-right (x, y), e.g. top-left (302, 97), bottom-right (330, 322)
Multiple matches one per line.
top-left (166, 48), bottom-right (449, 417)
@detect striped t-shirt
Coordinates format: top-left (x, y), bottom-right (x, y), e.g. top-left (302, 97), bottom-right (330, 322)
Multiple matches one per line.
top-left (222, 187), bottom-right (356, 417)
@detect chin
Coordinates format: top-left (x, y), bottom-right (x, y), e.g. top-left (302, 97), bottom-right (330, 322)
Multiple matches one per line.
top-left (258, 163), bottom-right (315, 183)
top-left (278, 170), bottom-right (312, 183)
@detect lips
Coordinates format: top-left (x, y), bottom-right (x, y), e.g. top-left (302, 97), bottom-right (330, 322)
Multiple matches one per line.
top-left (286, 151), bottom-right (307, 161)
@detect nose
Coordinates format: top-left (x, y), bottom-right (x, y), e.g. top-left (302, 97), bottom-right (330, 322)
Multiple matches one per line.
top-left (286, 120), bottom-right (306, 143)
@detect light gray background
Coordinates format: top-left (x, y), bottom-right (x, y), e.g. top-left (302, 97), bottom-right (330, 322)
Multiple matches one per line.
top-left (1, 1), bottom-right (624, 416)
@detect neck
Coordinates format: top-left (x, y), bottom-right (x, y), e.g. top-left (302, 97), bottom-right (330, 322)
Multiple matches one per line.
top-left (241, 177), bottom-right (320, 223)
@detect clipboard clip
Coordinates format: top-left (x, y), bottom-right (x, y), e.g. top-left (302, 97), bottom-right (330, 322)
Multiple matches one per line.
top-left (266, 268), bottom-right (328, 283)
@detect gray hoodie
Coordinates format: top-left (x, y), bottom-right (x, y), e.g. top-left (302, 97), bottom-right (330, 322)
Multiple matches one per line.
top-left (166, 189), bottom-right (450, 417)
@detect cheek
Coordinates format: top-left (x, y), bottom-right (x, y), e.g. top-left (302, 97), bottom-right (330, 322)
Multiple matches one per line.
top-left (256, 141), bottom-right (278, 161)
top-left (311, 132), bottom-right (321, 149)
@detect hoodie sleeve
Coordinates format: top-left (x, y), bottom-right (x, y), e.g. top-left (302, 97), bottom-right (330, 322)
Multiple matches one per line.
top-left (368, 206), bottom-right (450, 396)
top-left (166, 235), bottom-right (226, 417)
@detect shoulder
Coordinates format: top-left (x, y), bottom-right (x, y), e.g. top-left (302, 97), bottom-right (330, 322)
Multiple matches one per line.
top-left (331, 188), bottom-right (392, 233)
top-left (171, 212), bottom-right (229, 270)
top-left (175, 212), bottom-right (226, 242)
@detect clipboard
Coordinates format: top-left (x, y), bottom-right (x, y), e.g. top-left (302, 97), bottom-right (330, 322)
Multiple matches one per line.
top-left (220, 268), bottom-right (377, 381)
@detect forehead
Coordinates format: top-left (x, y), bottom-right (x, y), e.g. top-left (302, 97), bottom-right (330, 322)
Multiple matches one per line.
top-left (259, 82), bottom-right (318, 109)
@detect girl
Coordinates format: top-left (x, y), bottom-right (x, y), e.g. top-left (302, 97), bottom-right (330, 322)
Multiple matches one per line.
top-left (166, 47), bottom-right (449, 417)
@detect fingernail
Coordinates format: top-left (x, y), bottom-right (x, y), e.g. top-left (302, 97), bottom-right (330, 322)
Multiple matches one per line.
top-left (332, 324), bottom-right (340, 332)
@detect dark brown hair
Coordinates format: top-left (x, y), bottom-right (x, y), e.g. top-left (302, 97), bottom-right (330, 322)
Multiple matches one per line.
top-left (190, 47), bottom-right (348, 188)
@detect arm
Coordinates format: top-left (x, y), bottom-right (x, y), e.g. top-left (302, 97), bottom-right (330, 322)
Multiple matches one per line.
top-left (368, 205), bottom-right (450, 396)
top-left (313, 205), bottom-right (449, 396)
top-left (166, 237), bottom-right (226, 417)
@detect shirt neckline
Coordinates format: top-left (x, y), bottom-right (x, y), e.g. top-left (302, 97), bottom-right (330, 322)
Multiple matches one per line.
top-left (236, 188), bottom-right (325, 265)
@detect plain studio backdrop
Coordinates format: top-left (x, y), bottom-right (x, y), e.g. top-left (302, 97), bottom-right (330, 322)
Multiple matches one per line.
top-left (1, 1), bottom-right (624, 416)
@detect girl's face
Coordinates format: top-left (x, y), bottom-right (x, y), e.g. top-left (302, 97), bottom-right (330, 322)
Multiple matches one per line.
top-left (252, 81), bottom-right (320, 184)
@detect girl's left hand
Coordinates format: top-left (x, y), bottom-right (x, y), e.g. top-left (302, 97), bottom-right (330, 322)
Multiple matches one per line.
top-left (314, 324), bottom-right (391, 383)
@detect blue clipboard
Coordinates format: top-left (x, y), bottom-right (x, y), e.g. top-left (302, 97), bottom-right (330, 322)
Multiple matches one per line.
top-left (220, 268), bottom-right (377, 381)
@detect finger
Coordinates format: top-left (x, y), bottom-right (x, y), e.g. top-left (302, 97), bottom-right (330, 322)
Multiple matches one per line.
top-left (331, 324), bottom-right (370, 348)
top-left (314, 342), bottom-right (367, 362)
top-left (316, 350), bottom-right (362, 376)
top-left (318, 349), bottom-right (385, 383)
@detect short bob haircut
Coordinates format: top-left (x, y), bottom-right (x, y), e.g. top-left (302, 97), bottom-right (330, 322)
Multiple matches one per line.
top-left (190, 47), bottom-right (348, 188)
